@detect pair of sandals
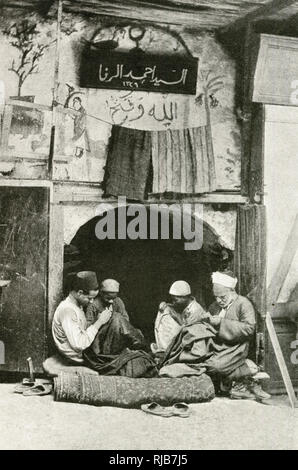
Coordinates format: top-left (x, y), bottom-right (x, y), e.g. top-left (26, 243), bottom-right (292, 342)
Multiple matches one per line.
top-left (14, 378), bottom-right (53, 396)
top-left (141, 402), bottom-right (190, 418)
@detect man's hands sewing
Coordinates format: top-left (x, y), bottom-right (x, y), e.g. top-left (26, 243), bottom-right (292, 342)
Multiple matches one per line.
top-left (97, 307), bottom-right (113, 325)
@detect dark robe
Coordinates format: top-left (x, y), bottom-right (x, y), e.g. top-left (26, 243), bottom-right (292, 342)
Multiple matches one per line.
top-left (86, 296), bottom-right (129, 326)
top-left (159, 295), bottom-right (256, 381)
top-left (159, 321), bottom-right (217, 377)
top-left (203, 295), bottom-right (256, 380)
top-left (83, 302), bottom-right (157, 378)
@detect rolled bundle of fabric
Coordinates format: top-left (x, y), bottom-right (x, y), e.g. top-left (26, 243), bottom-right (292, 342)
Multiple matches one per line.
top-left (54, 371), bottom-right (214, 408)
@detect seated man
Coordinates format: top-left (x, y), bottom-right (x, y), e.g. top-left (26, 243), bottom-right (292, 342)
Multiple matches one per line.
top-left (83, 279), bottom-right (157, 378)
top-left (203, 271), bottom-right (270, 401)
top-left (52, 271), bottom-right (112, 364)
top-left (151, 280), bottom-right (206, 356)
top-left (85, 278), bottom-right (129, 326)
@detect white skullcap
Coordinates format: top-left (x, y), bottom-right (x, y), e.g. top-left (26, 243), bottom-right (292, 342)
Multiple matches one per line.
top-left (169, 280), bottom-right (191, 296)
top-left (212, 272), bottom-right (237, 289)
top-left (101, 279), bottom-right (120, 293)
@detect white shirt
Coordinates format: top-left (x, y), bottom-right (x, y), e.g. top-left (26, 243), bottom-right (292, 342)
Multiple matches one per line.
top-left (52, 295), bottom-right (99, 363)
top-left (218, 309), bottom-right (227, 319)
top-left (153, 298), bottom-right (205, 353)
top-left (154, 308), bottom-right (181, 352)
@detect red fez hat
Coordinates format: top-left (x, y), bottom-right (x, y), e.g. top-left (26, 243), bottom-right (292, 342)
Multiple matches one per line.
top-left (73, 271), bottom-right (98, 292)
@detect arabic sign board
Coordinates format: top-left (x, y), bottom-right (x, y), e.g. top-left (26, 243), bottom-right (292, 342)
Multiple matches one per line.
top-left (80, 51), bottom-right (198, 95)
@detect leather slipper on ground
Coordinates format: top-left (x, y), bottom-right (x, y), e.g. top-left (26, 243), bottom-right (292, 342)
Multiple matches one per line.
top-left (14, 379), bottom-right (52, 394)
top-left (23, 383), bottom-right (53, 396)
top-left (171, 403), bottom-right (190, 418)
top-left (141, 402), bottom-right (173, 417)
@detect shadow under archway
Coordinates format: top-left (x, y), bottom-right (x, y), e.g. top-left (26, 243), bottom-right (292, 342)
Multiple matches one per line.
top-left (69, 205), bottom-right (233, 341)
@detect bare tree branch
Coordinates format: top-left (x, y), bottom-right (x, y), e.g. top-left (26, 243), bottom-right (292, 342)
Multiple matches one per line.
top-left (5, 19), bottom-right (52, 96)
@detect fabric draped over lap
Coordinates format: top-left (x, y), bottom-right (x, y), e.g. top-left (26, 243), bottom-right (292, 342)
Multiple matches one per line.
top-left (159, 306), bottom-right (255, 380)
top-left (203, 341), bottom-right (250, 378)
top-left (151, 127), bottom-right (216, 194)
top-left (54, 371), bottom-right (215, 408)
top-left (103, 126), bottom-right (152, 200)
top-left (159, 322), bottom-right (217, 377)
top-left (83, 312), bottom-right (157, 378)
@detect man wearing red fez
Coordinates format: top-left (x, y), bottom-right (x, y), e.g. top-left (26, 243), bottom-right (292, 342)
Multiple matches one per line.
top-left (52, 271), bottom-right (112, 364)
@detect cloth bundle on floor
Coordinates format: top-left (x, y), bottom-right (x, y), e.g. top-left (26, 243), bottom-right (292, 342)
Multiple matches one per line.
top-left (54, 371), bottom-right (215, 408)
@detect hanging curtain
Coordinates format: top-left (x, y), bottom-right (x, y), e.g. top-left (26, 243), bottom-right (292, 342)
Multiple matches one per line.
top-left (103, 93), bottom-right (217, 199)
top-left (151, 126), bottom-right (216, 194)
top-left (103, 126), bottom-right (152, 201)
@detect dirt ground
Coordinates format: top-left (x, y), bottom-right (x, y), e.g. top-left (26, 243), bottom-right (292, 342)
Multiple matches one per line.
top-left (0, 383), bottom-right (297, 450)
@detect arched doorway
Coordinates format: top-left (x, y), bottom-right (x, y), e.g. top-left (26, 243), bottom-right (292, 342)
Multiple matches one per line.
top-left (67, 205), bottom-right (233, 340)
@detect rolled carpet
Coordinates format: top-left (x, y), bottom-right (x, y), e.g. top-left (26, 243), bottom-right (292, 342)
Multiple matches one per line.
top-left (54, 372), bottom-right (215, 408)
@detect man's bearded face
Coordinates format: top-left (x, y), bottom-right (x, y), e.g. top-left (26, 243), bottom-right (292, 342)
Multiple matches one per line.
top-left (213, 284), bottom-right (234, 308)
top-left (101, 290), bottom-right (118, 305)
top-left (170, 295), bottom-right (190, 310)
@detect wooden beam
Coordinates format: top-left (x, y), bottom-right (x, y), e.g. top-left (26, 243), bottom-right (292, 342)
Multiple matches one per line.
top-left (221, 0), bottom-right (298, 33)
top-left (2, 0), bottom-right (294, 30)
top-left (53, 182), bottom-right (248, 204)
top-left (248, 104), bottom-right (265, 203)
top-left (62, 0), bottom-right (239, 29)
top-left (6, 100), bottom-right (52, 112)
top-left (0, 179), bottom-right (53, 188)
top-left (0, 0), bottom-right (57, 16)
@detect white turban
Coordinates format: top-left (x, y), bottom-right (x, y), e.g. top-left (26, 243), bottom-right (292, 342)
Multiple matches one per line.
top-left (169, 280), bottom-right (191, 296)
top-left (212, 272), bottom-right (237, 289)
top-left (101, 279), bottom-right (120, 293)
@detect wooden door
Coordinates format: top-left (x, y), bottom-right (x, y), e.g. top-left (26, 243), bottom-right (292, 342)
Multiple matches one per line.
top-left (0, 186), bottom-right (49, 373)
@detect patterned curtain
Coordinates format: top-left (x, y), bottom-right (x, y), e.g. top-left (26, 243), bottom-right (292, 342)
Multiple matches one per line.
top-left (151, 126), bottom-right (216, 194)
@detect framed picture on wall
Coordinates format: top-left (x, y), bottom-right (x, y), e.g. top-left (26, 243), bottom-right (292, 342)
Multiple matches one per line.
top-left (0, 100), bottom-right (52, 163)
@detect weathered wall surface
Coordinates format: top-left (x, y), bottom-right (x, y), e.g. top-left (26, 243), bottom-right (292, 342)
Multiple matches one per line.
top-left (0, 11), bottom-right (56, 179)
top-left (0, 11), bottom-right (56, 105)
top-left (264, 105), bottom-right (298, 303)
top-left (0, 9), bottom-right (241, 190)
top-left (63, 201), bottom-right (237, 250)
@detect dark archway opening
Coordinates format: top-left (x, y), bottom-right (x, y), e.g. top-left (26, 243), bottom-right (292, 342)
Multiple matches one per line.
top-left (66, 205), bottom-right (233, 341)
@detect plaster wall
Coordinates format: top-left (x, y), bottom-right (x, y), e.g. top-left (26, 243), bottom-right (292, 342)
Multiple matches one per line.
top-left (264, 105), bottom-right (298, 302)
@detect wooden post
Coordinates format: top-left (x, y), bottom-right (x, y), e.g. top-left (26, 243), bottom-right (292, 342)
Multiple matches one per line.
top-left (203, 86), bottom-right (216, 192)
top-left (234, 204), bottom-right (267, 367)
top-left (49, 0), bottom-right (63, 179)
top-left (47, 202), bottom-right (64, 354)
top-left (0, 104), bottom-right (13, 157)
